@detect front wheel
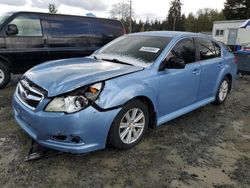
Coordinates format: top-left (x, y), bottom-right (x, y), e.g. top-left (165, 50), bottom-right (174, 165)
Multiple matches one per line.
top-left (107, 99), bottom-right (149, 149)
top-left (213, 77), bottom-right (230, 105)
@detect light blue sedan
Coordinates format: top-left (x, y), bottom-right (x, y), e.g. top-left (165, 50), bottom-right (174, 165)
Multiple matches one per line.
top-left (12, 31), bottom-right (237, 154)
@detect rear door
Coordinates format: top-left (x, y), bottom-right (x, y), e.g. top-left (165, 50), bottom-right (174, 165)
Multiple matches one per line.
top-left (158, 37), bottom-right (201, 117)
top-left (228, 29), bottom-right (238, 45)
top-left (45, 15), bottom-right (93, 61)
top-left (4, 14), bottom-right (47, 73)
top-left (195, 37), bottom-right (223, 100)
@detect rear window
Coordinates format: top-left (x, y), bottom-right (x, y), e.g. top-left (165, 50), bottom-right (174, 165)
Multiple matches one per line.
top-left (47, 18), bottom-right (90, 37)
top-left (197, 38), bottom-right (220, 60)
top-left (214, 42), bottom-right (221, 57)
top-left (218, 41), bottom-right (232, 52)
top-left (97, 35), bottom-right (172, 63)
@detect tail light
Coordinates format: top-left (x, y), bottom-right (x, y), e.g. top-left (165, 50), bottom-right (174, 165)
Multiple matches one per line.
top-left (234, 55), bottom-right (238, 64)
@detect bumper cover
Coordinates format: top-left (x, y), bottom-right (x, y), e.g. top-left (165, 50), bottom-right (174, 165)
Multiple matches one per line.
top-left (12, 92), bottom-right (121, 154)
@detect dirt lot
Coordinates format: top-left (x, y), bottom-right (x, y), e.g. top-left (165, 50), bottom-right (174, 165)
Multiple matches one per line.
top-left (0, 75), bottom-right (250, 188)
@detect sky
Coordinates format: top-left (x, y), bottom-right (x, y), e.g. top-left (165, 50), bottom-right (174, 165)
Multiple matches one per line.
top-left (0, 0), bottom-right (226, 21)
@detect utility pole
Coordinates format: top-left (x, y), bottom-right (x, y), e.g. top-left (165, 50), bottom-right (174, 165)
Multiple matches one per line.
top-left (129, 0), bottom-right (132, 33)
top-left (173, 6), bottom-right (178, 31)
top-left (173, 16), bottom-right (176, 31)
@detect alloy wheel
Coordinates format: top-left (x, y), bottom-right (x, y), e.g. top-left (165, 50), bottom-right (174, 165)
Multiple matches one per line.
top-left (0, 69), bottom-right (5, 84)
top-left (119, 108), bottom-right (145, 144)
top-left (219, 80), bottom-right (229, 102)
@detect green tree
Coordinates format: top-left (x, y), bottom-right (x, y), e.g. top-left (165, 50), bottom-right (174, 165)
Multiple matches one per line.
top-left (140, 23), bottom-right (145, 32)
top-left (167, 0), bottom-right (185, 31)
top-left (185, 9), bottom-right (225, 32)
top-left (185, 13), bottom-right (196, 32)
top-left (48, 3), bottom-right (58, 14)
top-left (223, 0), bottom-right (250, 20)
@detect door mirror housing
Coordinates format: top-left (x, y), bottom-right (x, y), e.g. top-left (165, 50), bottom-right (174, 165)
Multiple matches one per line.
top-left (6, 24), bottom-right (18, 35)
top-left (160, 57), bottom-right (186, 70)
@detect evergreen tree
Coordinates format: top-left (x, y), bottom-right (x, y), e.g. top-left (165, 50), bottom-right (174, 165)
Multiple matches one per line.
top-left (223, 0), bottom-right (250, 20)
top-left (185, 9), bottom-right (225, 32)
top-left (167, 0), bottom-right (185, 31)
top-left (185, 13), bottom-right (197, 32)
top-left (48, 3), bottom-right (58, 14)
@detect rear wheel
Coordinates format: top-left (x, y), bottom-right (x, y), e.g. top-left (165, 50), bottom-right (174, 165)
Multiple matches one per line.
top-left (213, 77), bottom-right (230, 105)
top-left (0, 62), bottom-right (10, 89)
top-left (108, 99), bottom-right (149, 149)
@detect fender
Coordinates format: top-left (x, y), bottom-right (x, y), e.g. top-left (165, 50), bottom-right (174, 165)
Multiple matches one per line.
top-left (95, 75), bottom-right (159, 114)
top-left (213, 63), bottom-right (232, 96)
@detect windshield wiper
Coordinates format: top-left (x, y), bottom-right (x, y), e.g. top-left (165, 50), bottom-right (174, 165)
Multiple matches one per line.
top-left (101, 58), bottom-right (133, 66)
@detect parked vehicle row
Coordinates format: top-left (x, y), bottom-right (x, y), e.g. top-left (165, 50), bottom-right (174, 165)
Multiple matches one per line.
top-left (237, 42), bottom-right (250, 75)
top-left (12, 31), bottom-right (237, 154)
top-left (0, 11), bottom-right (125, 88)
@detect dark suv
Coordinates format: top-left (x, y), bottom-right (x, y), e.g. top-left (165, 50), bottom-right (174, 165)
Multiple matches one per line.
top-left (0, 11), bottom-right (125, 88)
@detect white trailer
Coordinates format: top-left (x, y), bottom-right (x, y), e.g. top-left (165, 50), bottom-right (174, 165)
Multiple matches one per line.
top-left (213, 20), bottom-right (250, 49)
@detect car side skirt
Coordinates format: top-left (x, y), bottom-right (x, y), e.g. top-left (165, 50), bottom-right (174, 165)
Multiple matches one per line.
top-left (157, 96), bottom-right (215, 126)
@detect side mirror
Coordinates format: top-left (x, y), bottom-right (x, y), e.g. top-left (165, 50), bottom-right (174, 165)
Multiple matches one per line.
top-left (6, 24), bottom-right (18, 35)
top-left (160, 57), bottom-right (186, 70)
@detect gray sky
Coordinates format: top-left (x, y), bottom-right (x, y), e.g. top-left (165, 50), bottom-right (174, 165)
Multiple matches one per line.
top-left (0, 0), bottom-right (226, 20)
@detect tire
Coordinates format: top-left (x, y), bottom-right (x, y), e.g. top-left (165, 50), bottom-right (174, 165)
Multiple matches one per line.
top-left (0, 62), bottom-right (10, 89)
top-left (107, 99), bottom-right (149, 149)
top-left (213, 77), bottom-right (230, 105)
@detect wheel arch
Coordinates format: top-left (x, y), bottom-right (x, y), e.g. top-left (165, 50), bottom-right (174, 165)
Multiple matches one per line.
top-left (132, 96), bottom-right (157, 129)
top-left (214, 70), bottom-right (233, 96)
top-left (0, 56), bottom-right (12, 71)
top-left (106, 95), bottom-right (157, 148)
top-left (224, 73), bottom-right (232, 91)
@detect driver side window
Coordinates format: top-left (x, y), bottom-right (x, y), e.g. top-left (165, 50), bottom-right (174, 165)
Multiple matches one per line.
top-left (166, 38), bottom-right (196, 64)
top-left (9, 15), bottom-right (43, 37)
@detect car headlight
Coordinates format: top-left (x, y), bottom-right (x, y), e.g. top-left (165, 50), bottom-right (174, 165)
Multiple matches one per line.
top-left (45, 82), bottom-right (103, 113)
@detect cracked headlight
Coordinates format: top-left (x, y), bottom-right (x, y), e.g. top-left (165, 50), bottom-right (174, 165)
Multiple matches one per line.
top-left (45, 82), bottom-right (103, 113)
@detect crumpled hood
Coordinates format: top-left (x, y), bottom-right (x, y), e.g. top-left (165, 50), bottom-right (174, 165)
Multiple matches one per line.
top-left (25, 57), bottom-right (143, 97)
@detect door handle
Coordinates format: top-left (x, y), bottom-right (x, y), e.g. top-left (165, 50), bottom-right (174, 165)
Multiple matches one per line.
top-left (192, 69), bottom-right (201, 75)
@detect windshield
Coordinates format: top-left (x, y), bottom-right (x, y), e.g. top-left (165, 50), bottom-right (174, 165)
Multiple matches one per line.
top-left (0, 13), bottom-right (11, 26)
top-left (95, 35), bottom-right (172, 65)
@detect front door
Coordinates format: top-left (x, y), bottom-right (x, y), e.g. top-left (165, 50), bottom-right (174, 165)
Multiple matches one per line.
top-left (228, 29), bottom-right (238, 45)
top-left (158, 38), bottom-right (201, 117)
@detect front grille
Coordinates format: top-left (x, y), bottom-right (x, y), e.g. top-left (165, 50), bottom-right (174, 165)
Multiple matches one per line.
top-left (17, 79), bottom-right (45, 110)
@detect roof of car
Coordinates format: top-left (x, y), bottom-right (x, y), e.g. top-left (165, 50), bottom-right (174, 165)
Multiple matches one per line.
top-left (5, 11), bottom-right (122, 23)
top-left (131, 31), bottom-right (207, 38)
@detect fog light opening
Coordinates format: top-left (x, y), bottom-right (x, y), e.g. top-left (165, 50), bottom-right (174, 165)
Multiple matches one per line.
top-left (52, 135), bottom-right (67, 141)
top-left (71, 136), bottom-right (81, 144)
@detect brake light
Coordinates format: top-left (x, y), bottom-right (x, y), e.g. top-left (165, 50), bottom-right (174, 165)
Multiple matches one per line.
top-left (234, 55), bottom-right (238, 64)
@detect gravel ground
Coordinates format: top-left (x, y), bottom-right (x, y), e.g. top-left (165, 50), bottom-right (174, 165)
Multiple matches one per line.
top-left (0, 75), bottom-right (249, 188)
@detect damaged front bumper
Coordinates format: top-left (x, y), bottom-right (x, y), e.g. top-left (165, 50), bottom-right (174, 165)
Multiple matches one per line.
top-left (12, 92), bottom-right (121, 154)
